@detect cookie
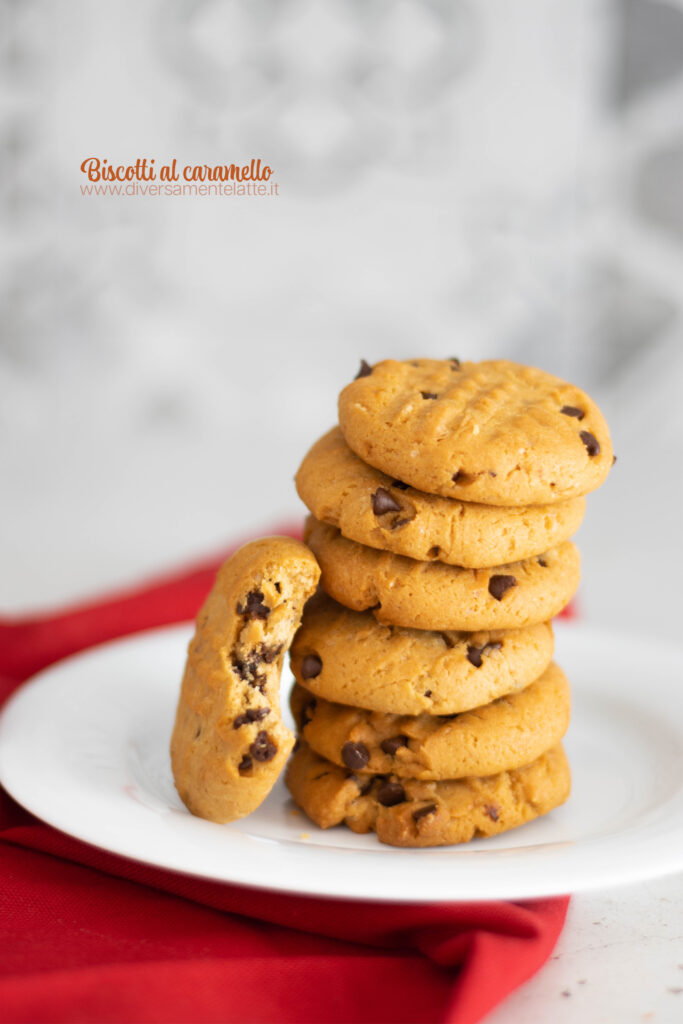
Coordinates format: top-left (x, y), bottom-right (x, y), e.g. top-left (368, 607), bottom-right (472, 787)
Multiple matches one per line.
top-left (291, 662), bottom-right (570, 781)
top-left (170, 537), bottom-right (320, 823)
top-left (338, 358), bottom-right (613, 505)
top-left (304, 517), bottom-right (580, 631)
top-left (286, 740), bottom-right (571, 847)
top-left (296, 427), bottom-right (586, 568)
top-left (291, 593), bottom-right (554, 715)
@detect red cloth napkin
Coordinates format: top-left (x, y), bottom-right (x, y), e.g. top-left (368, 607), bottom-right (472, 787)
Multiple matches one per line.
top-left (0, 528), bottom-right (569, 1024)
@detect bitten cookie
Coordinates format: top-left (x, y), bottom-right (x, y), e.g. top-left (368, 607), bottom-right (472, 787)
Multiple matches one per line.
top-left (286, 740), bottom-right (571, 848)
top-left (338, 358), bottom-right (613, 505)
top-left (170, 537), bottom-right (320, 823)
top-left (304, 517), bottom-right (580, 631)
top-left (296, 427), bottom-right (586, 568)
top-left (291, 593), bottom-right (554, 715)
top-left (291, 662), bottom-right (570, 781)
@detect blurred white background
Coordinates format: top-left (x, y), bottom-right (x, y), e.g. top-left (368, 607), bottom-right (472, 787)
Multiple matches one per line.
top-left (2, 0), bottom-right (682, 636)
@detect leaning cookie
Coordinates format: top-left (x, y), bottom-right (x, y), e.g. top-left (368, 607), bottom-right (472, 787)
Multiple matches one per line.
top-left (339, 358), bottom-right (613, 505)
top-left (286, 740), bottom-right (571, 848)
top-left (291, 662), bottom-right (570, 781)
top-left (296, 427), bottom-right (585, 568)
top-left (304, 517), bottom-right (580, 631)
top-left (291, 594), bottom-right (554, 715)
top-left (170, 537), bottom-right (320, 823)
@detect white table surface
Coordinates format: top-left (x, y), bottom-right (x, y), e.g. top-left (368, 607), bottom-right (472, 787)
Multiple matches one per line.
top-left (488, 876), bottom-right (683, 1024)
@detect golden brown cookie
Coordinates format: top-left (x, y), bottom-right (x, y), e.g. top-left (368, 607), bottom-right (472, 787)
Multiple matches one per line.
top-left (291, 594), bottom-right (554, 715)
top-left (170, 537), bottom-right (320, 823)
top-left (296, 427), bottom-right (586, 568)
top-left (304, 517), bottom-right (580, 631)
top-left (338, 358), bottom-right (613, 505)
top-left (291, 662), bottom-right (570, 781)
top-left (286, 740), bottom-right (571, 847)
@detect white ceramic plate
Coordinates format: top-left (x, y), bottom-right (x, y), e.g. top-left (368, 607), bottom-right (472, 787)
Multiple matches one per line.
top-left (1, 621), bottom-right (682, 902)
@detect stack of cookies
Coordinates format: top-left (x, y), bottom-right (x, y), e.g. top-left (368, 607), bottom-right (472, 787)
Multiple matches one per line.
top-left (285, 358), bottom-right (613, 847)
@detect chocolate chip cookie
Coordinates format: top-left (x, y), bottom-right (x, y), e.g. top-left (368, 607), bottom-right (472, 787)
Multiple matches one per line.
top-left (291, 662), bottom-right (570, 781)
top-left (286, 739), bottom-right (571, 847)
top-left (304, 517), bottom-right (580, 631)
top-left (170, 537), bottom-right (320, 823)
top-left (291, 593), bottom-right (554, 715)
top-left (338, 358), bottom-right (613, 505)
top-left (296, 427), bottom-right (586, 567)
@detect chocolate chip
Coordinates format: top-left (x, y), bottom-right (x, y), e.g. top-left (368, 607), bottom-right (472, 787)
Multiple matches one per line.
top-left (561, 405), bottom-right (585, 420)
top-left (238, 754), bottom-right (252, 774)
top-left (484, 804), bottom-right (500, 822)
top-left (413, 803), bottom-right (437, 822)
top-left (300, 698), bottom-right (317, 727)
top-left (231, 656), bottom-right (267, 693)
top-left (489, 575), bottom-right (517, 601)
top-left (440, 632), bottom-right (457, 649)
top-left (450, 358), bottom-right (461, 369)
top-left (420, 391), bottom-right (438, 400)
top-left (580, 430), bottom-right (600, 456)
top-left (250, 731), bottom-right (277, 762)
top-left (355, 359), bottom-right (372, 379)
top-left (233, 644), bottom-right (281, 684)
top-left (236, 590), bottom-right (270, 620)
top-left (377, 781), bottom-right (406, 807)
top-left (452, 470), bottom-right (474, 485)
top-left (537, 558), bottom-right (548, 567)
top-left (466, 640), bottom-right (502, 667)
top-left (247, 707), bottom-right (271, 722)
top-left (274, 581), bottom-right (281, 594)
top-left (488, 470), bottom-right (497, 477)
top-left (372, 487), bottom-right (401, 515)
top-left (424, 690), bottom-right (432, 698)
top-left (466, 645), bottom-right (484, 668)
top-left (260, 643), bottom-right (283, 664)
top-left (391, 480), bottom-right (409, 490)
top-left (301, 653), bottom-right (322, 679)
top-left (341, 741), bottom-right (370, 770)
top-left (233, 707), bottom-right (271, 729)
top-left (231, 656), bottom-right (253, 680)
top-left (612, 454), bottom-right (617, 466)
top-left (380, 735), bottom-right (409, 756)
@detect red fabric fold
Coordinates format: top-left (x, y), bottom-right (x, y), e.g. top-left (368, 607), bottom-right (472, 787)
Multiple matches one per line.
top-left (0, 527), bottom-right (569, 1024)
